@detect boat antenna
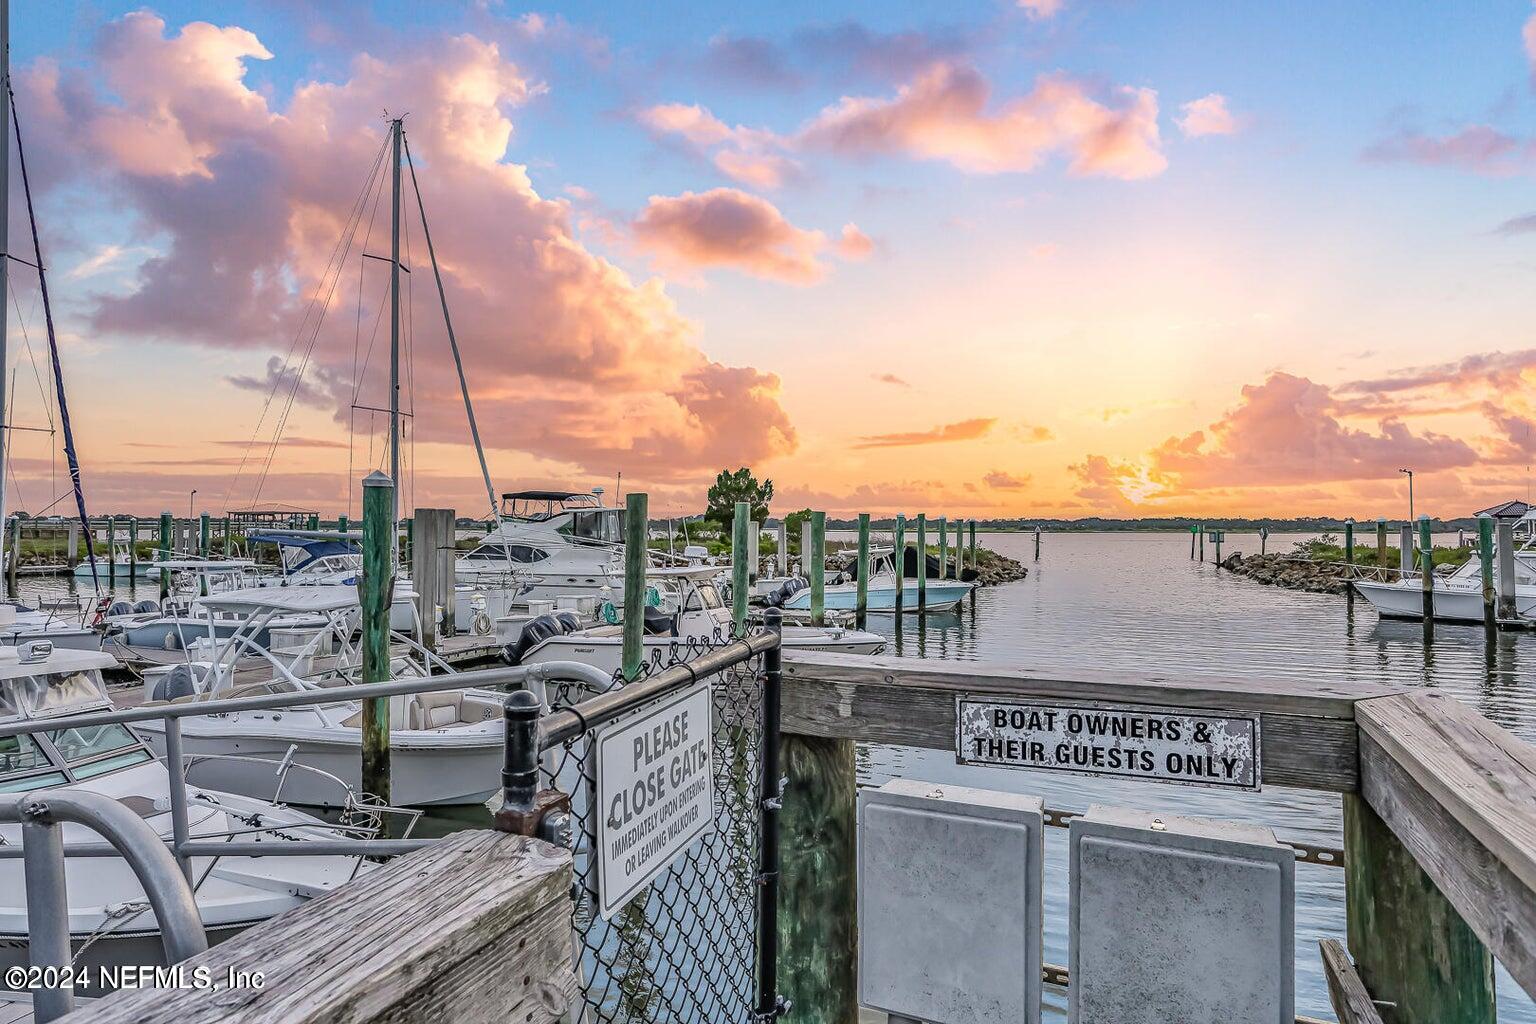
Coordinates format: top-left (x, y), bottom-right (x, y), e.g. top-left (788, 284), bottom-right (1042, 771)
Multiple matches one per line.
top-left (401, 132), bottom-right (500, 530)
top-left (8, 61), bottom-right (102, 591)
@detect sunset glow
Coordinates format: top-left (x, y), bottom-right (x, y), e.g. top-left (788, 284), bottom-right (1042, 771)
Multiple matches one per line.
top-left (8, 1), bottom-right (1536, 520)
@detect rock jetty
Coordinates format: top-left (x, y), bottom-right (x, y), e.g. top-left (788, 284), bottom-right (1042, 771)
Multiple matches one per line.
top-left (1219, 552), bottom-right (1352, 595)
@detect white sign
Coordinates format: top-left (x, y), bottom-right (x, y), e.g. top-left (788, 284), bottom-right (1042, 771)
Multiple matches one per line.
top-left (596, 683), bottom-right (715, 918)
top-left (956, 696), bottom-right (1261, 790)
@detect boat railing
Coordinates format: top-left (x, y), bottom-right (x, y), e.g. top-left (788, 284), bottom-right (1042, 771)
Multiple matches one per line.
top-left (0, 787), bottom-right (209, 1023)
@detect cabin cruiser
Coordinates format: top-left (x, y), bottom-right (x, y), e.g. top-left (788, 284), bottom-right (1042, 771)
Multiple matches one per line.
top-left (457, 490), bottom-right (632, 602)
top-left (508, 567), bottom-right (885, 674)
top-left (127, 586), bottom-right (507, 807)
top-left (775, 548), bottom-right (975, 614)
top-left (0, 642), bottom-right (373, 984)
top-left (1353, 508), bottom-right (1536, 623)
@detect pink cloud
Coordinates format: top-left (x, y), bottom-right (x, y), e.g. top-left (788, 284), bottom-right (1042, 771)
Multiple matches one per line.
top-left (797, 64), bottom-right (1166, 179)
top-left (1148, 373), bottom-right (1477, 487)
top-left (1018, 0), bottom-right (1064, 19)
top-left (984, 470), bottom-right (1031, 489)
top-left (638, 102), bottom-right (799, 188)
top-left (1364, 125), bottom-right (1536, 175)
top-left (1176, 93), bottom-right (1238, 138)
top-left (1526, 8), bottom-right (1536, 83)
top-left (631, 188), bottom-right (862, 283)
top-left (22, 13), bottom-right (797, 487)
top-left (854, 417), bottom-right (996, 449)
top-left (871, 372), bottom-right (909, 387)
top-left (836, 223), bottom-right (875, 260)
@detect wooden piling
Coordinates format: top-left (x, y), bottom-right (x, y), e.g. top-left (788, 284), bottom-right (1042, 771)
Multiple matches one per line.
top-left (779, 730), bottom-right (858, 1024)
top-left (1479, 517), bottom-right (1496, 637)
top-left (800, 520), bottom-right (812, 578)
top-left (915, 514), bottom-right (927, 613)
top-left (222, 516), bottom-right (231, 558)
top-left (952, 518), bottom-right (962, 578)
top-left (158, 511), bottom-right (172, 599)
top-left (935, 516), bottom-right (947, 583)
top-left (1345, 520), bottom-right (1354, 564)
top-left (1033, 524), bottom-right (1040, 561)
top-left (1419, 516), bottom-right (1434, 639)
top-left (1497, 520), bottom-right (1518, 622)
top-left (732, 501), bottom-right (750, 636)
top-left (1376, 518), bottom-right (1387, 567)
top-left (1259, 525), bottom-right (1269, 556)
top-left (198, 513), bottom-right (210, 597)
top-left (66, 521), bottom-right (79, 569)
top-left (107, 515), bottom-right (116, 585)
top-left (5, 516), bottom-right (17, 598)
top-left (360, 472), bottom-right (394, 806)
top-left (1399, 524), bottom-right (1413, 575)
top-left (411, 509), bottom-right (455, 647)
top-left (893, 514), bottom-right (906, 613)
top-left (748, 519), bottom-right (761, 586)
top-left (776, 520), bottom-right (788, 576)
top-left (856, 513), bottom-right (870, 629)
top-left (622, 492), bottom-right (648, 679)
top-left (1190, 524), bottom-right (1196, 559)
top-left (968, 520), bottom-right (976, 569)
top-left (338, 514), bottom-right (348, 537)
top-left (1344, 792), bottom-right (1495, 1024)
top-left (128, 516), bottom-right (137, 580)
top-left (810, 511), bottom-right (826, 627)
top-left (1198, 526), bottom-right (1204, 562)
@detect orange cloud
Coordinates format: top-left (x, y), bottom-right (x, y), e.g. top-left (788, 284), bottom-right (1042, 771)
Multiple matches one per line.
top-left (798, 64), bottom-right (1167, 179)
top-left (984, 470), bottom-right (1031, 489)
top-left (854, 417), bottom-right (996, 448)
top-left (22, 13), bottom-right (797, 487)
top-left (1149, 373), bottom-right (1477, 488)
top-left (638, 102), bottom-right (799, 188)
top-left (1176, 93), bottom-right (1238, 138)
top-left (632, 188), bottom-right (863, 283)
top-left (836, 223), bottom-right (875, 260)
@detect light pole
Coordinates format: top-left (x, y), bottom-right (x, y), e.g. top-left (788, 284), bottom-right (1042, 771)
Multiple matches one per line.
top-left (188, 489), bottom-right (197, 521)
top-left (1398, 469), bottom-right (1414, 523)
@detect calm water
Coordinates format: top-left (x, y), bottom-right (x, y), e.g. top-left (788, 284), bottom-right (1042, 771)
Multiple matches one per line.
top-left (850, 530), bottom-right (1536, 1022)
top-left (39, 533), bottom-right (1536, 1020)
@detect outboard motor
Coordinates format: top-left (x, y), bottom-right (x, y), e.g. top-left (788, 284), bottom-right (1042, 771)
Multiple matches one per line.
top-left (502, 612), bottom-right (579, 666)
top-left (151, 663), bottom-right (208, 701)
top-left (132, 599), bottom-right (160, 615)
top-left (107, 601), bottom-right (135, 618)
top-left (764, 576), bottom-right (808, 609)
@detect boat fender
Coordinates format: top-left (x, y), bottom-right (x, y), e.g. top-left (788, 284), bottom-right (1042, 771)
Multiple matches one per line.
top-left (163, 631), bottom-right (181, 651)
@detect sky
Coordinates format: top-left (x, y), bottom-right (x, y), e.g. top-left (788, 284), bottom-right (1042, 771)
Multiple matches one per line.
top-left (5, 1), bottom-right (1536, 521)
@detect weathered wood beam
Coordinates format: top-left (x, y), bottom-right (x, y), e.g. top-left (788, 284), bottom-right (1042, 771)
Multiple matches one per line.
top-left (781, 652), bottom-right (1386, 791)
top-left (62, 830), bottom-right (575, 1024)
top-left (1318, 939), bottom-right (1386, 1024)
top-left (1357, 690), bottom-right (1536, 1002)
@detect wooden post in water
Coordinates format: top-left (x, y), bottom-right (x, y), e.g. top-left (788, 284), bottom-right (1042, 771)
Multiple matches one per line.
top-left (128, 516), bottom-right (137, 580)
top-left (969, 520), bottom-right (977, 569)
top-left (916, 514), bottom-right (927, 613)
top-left (106, 516), bottom-right (116, 585)
top-left (1344, 793), bottom-right (1495, 1024)
top-left (338, 514), bottom-right (349, 537)
top-left (779, 726), bottom-right (858, 1024)
top-left (66, 521), bottom-right (79, 569)
top-left (411, 509), bottom-right (455, 648)
top-left (810, 511), bottom-right (826, 627)
top-left (1214, 528), bottom-right (1223, 566)
top-left (748, 519), bottom-right (761, 587)
top-left (1399, 524), bottom-right (1414, 576)
top-left (1190, 524), bottom-right (1196, 559)
top-left (935, 516), bottom-right (947, 583)
top-left (800, 520), bottom-right (812, 577)
top-left (776, 520), bottom-right (788, 576)
top-left (307, 514), bottom-right (320, 532)
top-left (1479, 516), bottom-right (1496, 638)
top-left (1033, 524), bottom-right (1041, 561)
top-left (1497, 520), bottom-right (1518, 623)
top-left (1198, 526), bottom-right (1204, 562)
top-left (360, 472), bottom-right (394, 806)
top-left (893, 514), bottom-right (906, 613)
top-left (856, 513), bottom-right (870, 629)
top-left (1259, 525), bottom-right (1269, 555)
top-left (198, 513), bottom-right (210, 597)
top-left (5, 516), bottom-right (18, 598)
top-left (222, 516), bottom-right (231, 558)
top-left (1419, 516), bottom-right (1434, 639)
top-left (1377, 517), bottom-right (1388, 566)
top-left (1344, 520), bottom-right (1354, 563)
top-left (158, 511), bottom-right (172, 599)
top-left (622, 492), bottom-right (648, 680)
top-left (732, 501), bottom-right (749, 636)
top-left (952, 518), bottom-right (963, 577)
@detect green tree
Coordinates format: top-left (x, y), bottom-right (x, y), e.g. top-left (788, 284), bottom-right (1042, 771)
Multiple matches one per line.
top-left (705, 467), bottom-right (774, 530)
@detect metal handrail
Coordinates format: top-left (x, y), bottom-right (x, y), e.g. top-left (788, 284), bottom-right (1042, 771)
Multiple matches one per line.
top-left (0, 787), bottom-right (209, 1023)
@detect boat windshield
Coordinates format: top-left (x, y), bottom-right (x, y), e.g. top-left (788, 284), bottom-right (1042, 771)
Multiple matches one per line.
top-left (0, 669), bottom-right (110, 719)
top-left (502, 493), bottom-right (601, 520)
top-left (562, 509), bottom-right (625, 544)
top-left (684, 582), bottom-right (725, 611)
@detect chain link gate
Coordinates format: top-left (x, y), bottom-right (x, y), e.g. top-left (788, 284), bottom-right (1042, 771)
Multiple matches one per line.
top-left (516, 622), bottom-right (784, 1023)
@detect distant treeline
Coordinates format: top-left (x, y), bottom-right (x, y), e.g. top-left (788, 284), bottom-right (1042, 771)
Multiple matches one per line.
top-left (818, 516), bottom-right (1484, 533)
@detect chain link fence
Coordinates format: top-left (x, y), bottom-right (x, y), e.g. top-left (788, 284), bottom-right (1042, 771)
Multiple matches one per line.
top-left (539, 629), bottom-right (777, 1023)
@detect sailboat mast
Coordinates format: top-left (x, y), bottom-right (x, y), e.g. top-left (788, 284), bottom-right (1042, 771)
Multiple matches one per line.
top-left (388, 117), bottom-right (402, 531)
top-left (0, 0), bottom-right (11, 546)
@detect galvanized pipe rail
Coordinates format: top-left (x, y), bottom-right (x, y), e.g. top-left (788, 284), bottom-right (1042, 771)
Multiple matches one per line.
top-left (0, 788), bottom-right (209, 1023)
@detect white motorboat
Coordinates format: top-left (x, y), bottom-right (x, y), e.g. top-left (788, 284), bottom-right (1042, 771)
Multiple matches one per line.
top-left (0, 601), bottom-right (100, 652)
top-left (128, 586), bottom-right (507, 807)
top-left (775, 548), bottom-right (976, 614)
top-left (0, 643), bottom-right (373, 985)
top-left (457, 490), bottom-right (633, 602)
top-left (510, 567), bottom-right (885, 674)
top-left (1353, 510), bottom-right (1536, 623)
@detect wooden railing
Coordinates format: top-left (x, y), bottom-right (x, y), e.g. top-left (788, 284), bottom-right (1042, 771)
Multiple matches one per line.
top-left (58, 831), bottom-right (575, 1024)
top-left (777, 650), bottom-right (1536, 1024)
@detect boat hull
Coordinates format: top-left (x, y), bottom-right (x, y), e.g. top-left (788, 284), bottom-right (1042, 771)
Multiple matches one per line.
top-left (783, 579), bottom-right (973, 613)
top-left (1353, 580), bottom-right (1536, 623)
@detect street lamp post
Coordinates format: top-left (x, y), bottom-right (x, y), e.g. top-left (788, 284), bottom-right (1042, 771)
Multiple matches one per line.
top-left (1398, 469), bottom-right (1413, 524)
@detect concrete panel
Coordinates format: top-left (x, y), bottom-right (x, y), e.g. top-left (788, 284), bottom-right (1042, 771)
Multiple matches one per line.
top-left (858, 778), bottom-right (1043, 1024)
top-left (1069, 805), bottom-right (1295, 1024)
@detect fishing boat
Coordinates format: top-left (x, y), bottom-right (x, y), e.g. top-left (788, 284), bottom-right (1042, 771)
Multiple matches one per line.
top-left (1352, 509), bottom-right (1536, 623)
top-left (509, 566), bottom-right (885, 674)
top-left (126, 586), bottom-right (507, 807)
top-left (456, 490), bottom-right (633, 602)
top-left (776, 548), bottom-right (975, 613)
top-left (0, 642), bottom-right (374, 985)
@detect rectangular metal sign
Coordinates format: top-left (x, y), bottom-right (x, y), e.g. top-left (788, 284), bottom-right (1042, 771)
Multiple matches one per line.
top-left (596, 683), bottom-right (715, 919)
top-left (956, 696), bottom-right (1261, 791)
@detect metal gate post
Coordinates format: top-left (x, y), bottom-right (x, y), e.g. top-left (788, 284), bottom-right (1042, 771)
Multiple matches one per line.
top-left (21, 806), bottom-right (72, 1022)
top-left (756, 609), bottom-right (788, 1020)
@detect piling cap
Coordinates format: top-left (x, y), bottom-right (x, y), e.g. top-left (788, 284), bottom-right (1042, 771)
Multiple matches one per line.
top-left (362, 470), bottom-right (394, 489)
